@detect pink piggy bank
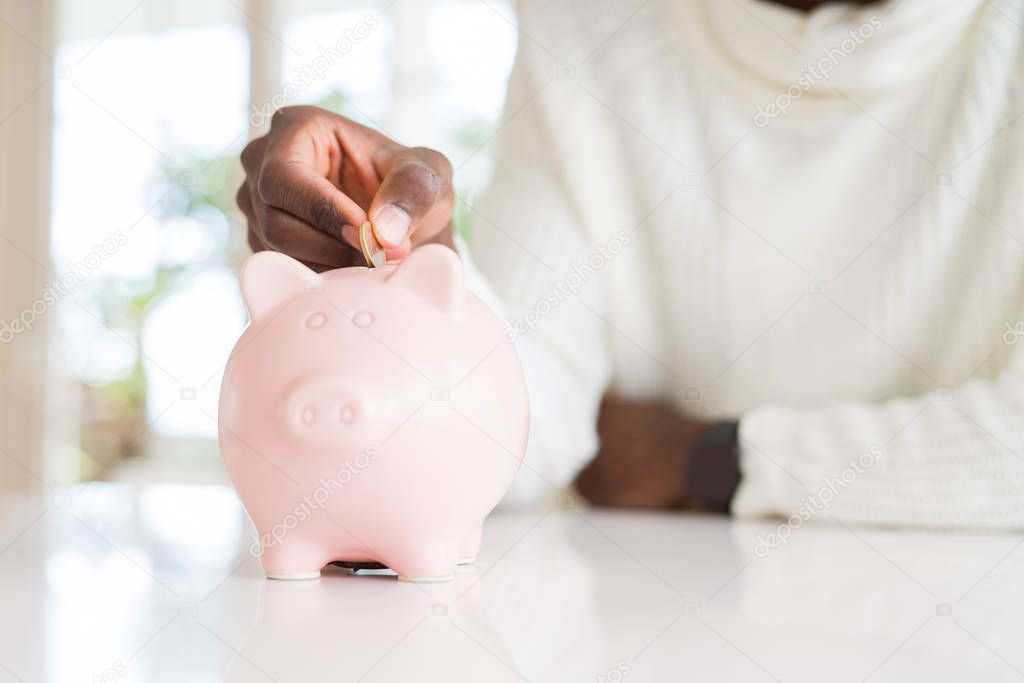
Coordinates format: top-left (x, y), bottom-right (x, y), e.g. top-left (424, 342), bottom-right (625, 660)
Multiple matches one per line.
top-left (219, 245), bottom-right (529, 581)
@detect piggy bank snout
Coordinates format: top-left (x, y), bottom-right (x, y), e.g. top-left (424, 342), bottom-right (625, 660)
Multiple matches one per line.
top-left (280, 375), bottom-right (368, 445)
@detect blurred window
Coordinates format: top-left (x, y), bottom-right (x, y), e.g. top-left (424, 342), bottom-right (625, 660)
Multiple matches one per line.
top-left (49, 0), bottom-right (516, 484)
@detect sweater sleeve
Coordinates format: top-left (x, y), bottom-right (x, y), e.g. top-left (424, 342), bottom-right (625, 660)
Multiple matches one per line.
top-left (733, 353), bottom-right (1024, 528)
top-left (454, 47), bottom-right (613, 507)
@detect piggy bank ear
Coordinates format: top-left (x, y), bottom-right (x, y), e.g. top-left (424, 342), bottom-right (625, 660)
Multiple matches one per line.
top-left (239, 251), bottom-right (321, 320)
top-left (387, 244), bottom-right (465, 314)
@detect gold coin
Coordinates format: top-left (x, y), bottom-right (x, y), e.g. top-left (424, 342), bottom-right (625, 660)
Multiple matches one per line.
top-left (358, 220), bottom-right (387, 268)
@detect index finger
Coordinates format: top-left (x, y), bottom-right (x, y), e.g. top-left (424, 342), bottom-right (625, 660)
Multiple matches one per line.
top-left (257, 156), bottom-right (367, 241)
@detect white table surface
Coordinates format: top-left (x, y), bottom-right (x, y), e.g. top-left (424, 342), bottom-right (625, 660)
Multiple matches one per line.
top-left (1, 483), bottom-right (1022, 682)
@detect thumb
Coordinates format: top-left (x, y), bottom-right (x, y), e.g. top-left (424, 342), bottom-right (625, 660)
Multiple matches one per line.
top-left (369, 147), bottom-right (452, 249)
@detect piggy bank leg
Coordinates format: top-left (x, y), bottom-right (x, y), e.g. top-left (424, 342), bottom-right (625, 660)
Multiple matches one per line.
top-left (260, 536), bottom-right (329, 580)
top-left (386, 539), bottom-right (459, 583)
top-left (457, 522), bottom-right (483, 565)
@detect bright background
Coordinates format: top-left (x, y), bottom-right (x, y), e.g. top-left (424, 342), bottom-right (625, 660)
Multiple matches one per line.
top-left (14, 0), bottom-right (518, 487)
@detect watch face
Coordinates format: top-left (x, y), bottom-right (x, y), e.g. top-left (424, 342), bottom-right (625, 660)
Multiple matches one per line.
top-left (688, 421), bottom-right (740, 512)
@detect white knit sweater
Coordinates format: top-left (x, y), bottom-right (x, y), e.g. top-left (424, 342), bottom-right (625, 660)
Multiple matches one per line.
top-left (459, 0), bottom-right (1024, 527)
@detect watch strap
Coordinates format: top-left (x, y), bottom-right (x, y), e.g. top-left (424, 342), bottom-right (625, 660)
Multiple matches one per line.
top-left (687, 420), bottom-right (741, 513)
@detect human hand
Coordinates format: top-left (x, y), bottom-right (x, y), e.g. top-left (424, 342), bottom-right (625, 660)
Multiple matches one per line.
top-left (237, 106), bottom-right (454, 271)
top-left (575, 397), bottom-right (712, 509)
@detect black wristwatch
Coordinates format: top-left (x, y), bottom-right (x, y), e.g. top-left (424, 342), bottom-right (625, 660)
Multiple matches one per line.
top-left (686, 420), bottom-right (741, 513)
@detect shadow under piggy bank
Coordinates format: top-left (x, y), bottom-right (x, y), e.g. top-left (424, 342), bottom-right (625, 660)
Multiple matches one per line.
top-left (218, 245), bottom-right (530, 582)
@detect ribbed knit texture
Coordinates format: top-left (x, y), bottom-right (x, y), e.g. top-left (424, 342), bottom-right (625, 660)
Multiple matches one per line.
top-left (459, 0), bottom-right (1024, 527)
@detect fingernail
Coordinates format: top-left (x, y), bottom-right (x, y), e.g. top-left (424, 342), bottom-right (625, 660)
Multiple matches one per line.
top-left (372, 205), bottom-right (411, 247)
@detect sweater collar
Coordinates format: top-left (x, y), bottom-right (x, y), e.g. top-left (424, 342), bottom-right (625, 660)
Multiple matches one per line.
top-left (703, 0), bottom-right (987, 96)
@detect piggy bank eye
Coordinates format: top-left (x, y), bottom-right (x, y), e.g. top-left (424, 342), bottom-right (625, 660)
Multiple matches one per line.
top-left (352, 310), bottom-right (374, 328)
top-left (301, 406), bottom-right (317, 425)
top-left (339, 405), bottom-right (355, 424)
top-left (305, 312), bottom-right (327, 329)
